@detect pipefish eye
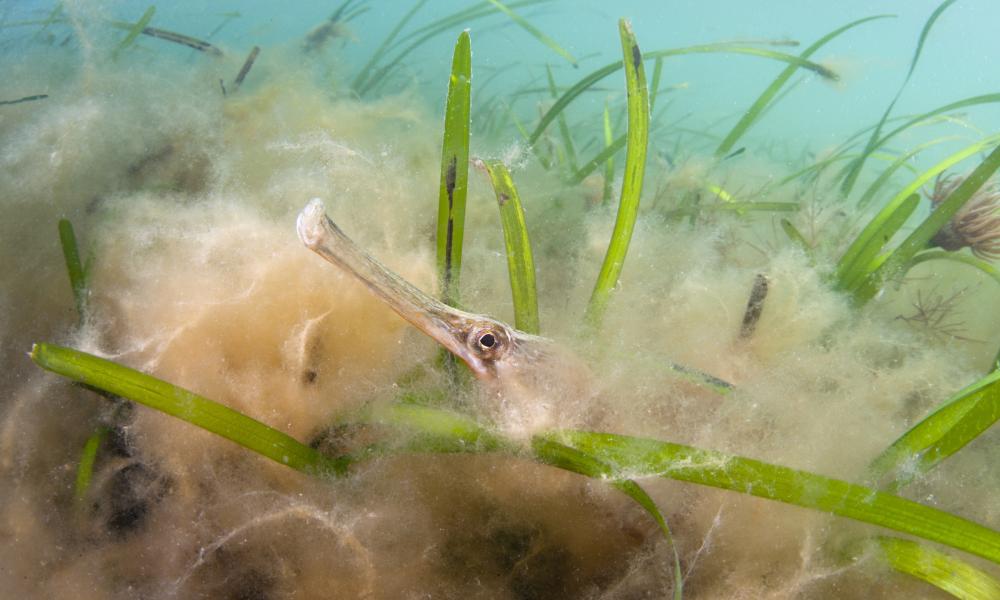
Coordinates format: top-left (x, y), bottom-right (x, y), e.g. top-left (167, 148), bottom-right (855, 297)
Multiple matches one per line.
top-left (478, 332), bottom-right (496, 349)
top-left (467, 324), bottom-right (507, 358)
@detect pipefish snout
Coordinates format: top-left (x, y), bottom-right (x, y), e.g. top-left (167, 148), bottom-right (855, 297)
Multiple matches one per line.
top-left (296, 199), bottom-right (576, 396)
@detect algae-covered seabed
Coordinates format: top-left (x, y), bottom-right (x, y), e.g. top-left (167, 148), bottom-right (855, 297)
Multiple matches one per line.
top-left (3, 1), bottom-right (1000, 598)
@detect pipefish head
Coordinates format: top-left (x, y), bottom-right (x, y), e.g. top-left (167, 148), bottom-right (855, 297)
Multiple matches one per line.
top-left (295, 199), bottom-right (569, 391)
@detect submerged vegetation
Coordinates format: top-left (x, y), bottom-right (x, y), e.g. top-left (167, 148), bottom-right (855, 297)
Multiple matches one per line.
top-left (5, 1), bottom-right (1000, 598)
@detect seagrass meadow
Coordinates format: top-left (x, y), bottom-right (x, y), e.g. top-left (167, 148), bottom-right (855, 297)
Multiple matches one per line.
top-left (6, 1), bottom-right (1000, 598)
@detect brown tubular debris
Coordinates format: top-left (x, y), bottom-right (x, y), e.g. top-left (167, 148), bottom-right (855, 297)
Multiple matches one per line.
top-left (739, 273), bottom-right (769, 340)
top-left (233, 46), bottom-right (261, 91)
top-left (141, 27), bottom-right (223, 57)
top-left (0, 94), bottom-right (49, 106)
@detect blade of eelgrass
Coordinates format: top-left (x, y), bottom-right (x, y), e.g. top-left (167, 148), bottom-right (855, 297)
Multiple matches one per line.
top-left (583, 19), bottom-right (649, 329)
top-left (112, 5), bottom-right (155, 60)
top-left (839, 0), bottom-right (962, 196)
top-left (855, 143), bottom-right (1000, 304)
top-left (857, 136), bottom-right (962, 208)
top-left (436, 31), bottom-right (472, 307)
top-left (824, 112), bottom-right (957, 170)
top-left (835, 193), bottom-right (920, 293)
top-left (476, 97), bottom-right (503, 138)
top-left (614, 479), bottom-right (684, 600)
top-left (869, 368), bottom-right (1000, 493)
top-left (371, 400), bottom-right (687, 595)
top-left (74, 426), bottom-right (108, 505)
top-left (58, 218), bottom-right (87, 321)
top-left (558, 430), bottom-right (1000, 566)
top-left (33, 2), bottom-right (64, 42)
top-left (776, 152), bottom-right (860, 187)
top-left (339, 2), bottom-right (370, 24)
top-left (776, 150), bottom-right (900, 189)
top-left (0, 19), bottom-right (70, 31)
top-left (573, 132), bottom-right (626, 185)
top-left (824, 98), bottom-right (1000, 177)
top-left (529, 44), bottom-right (834, 147)
top-left (780, 219), bottom-right (815, 263)
top-left (836, 133), bottom-right (1000, 294)
top-left (705, 182), bottom-right (735, 203)
top-left (376, 401), bottom-right (510, 452)
top-left (6, 5), bottom-right (64, 44)
top-left (715, 15), bottom-right (891, 158)
top-left (748, 75), bottom-right (805, 129)
top-left (376, 403), bottom-right (1000, 598)
top-left (486, 0), bottom-right (576, 67)
top-left (546, 65), bottom-right (578, 174)
top-left (392, 0), bottom-right (544, 50)
top-left (648, 57), bottom-right (665, 113)
top-left (531, 437), bottom-right (683, 600)
top-left (205, 11), bottom-right (240, 41)
top-left (876, 536), bottom-right (1000, 600)
top-left (373, 402), bottom-right (684, 597)
top-left (660, 201), bottom-right (799, 221)
top-left (349, 0), bottom-right (427, 92)
top-left (907, 249), bottom-right (1000, 289)
top-left (476, 159), bottom-right (540, 334)
top-left (396, 403), bottom-right (1000, 597)
top-left (509, 104), bottom-right (532, 141)
top-left (876, 96), bottom-right (1000, 153)
top-left (328, 0), bottom-right (361, 23)
top-left (358, 0), bottom-right (544, 97)
top-left (31, 343), bottom-right (347, 476)
top-left (374, 402), bottom-right (1000, 567)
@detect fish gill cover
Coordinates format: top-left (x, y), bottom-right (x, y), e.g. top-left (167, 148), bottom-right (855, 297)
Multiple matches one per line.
top-left (3, 1), bottom-right (1000, 598)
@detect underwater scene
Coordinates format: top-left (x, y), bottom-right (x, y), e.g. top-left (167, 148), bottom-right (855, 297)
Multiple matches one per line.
top-left (5, 0), bottom-right (1000, 598)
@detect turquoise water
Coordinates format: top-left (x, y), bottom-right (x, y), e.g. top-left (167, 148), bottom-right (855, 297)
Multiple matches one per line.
top-left (4, 1), bottom-right (1000, 151)
top-left (3, 2), bottom-right (1000, 598)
